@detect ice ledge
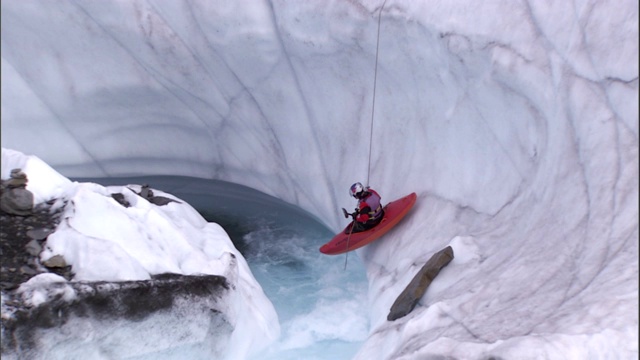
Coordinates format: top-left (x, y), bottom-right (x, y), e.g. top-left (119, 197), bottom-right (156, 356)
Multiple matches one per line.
top-left (1, 273), bottom-right (233, 359)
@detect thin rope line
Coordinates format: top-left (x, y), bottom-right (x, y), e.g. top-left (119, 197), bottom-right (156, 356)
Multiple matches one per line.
top-left (346, 0), bottom-right (387, 270)
top-left (343, 224), bottom-right (355, 270)
top-left (366, 0), bottom-right (387, 188)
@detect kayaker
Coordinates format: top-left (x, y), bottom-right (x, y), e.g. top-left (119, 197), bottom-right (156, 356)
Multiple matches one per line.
top-left (348, 182), bottom-right (384, 232)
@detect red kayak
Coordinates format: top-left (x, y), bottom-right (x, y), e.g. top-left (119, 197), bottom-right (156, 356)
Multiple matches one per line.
top-left (319, 192), bottom-right (417, 255)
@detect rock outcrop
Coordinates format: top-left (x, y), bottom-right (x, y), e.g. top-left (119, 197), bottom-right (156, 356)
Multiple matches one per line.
top-left (0, 199), bottom-right (67, 290)
top-left (388, 246), bottom-right (454, 321)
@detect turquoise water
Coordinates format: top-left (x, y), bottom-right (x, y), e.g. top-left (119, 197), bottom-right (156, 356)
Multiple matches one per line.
top-left (76, 176), bottom-right (369, 360)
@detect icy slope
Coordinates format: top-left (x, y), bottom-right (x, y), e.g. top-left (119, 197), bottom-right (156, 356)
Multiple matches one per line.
top-left (2, 1), bottom-right (637, 358)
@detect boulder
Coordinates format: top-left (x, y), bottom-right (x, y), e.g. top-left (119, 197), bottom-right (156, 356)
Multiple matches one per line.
top-left (139, 184), bottom-right (153, 199)
top-left (136, 184), bottom-right (180, 206)
top-left (42, 255), bottom-right (67, 268)
top-left (19, 265), bottom-right (38, 276)
top-left (0, 189), bottom-right (34, 216)
top-left (0, 169), bottom-right (33, 216)
top-left (26, 228), bottom-right (53, 241)
top-left (24, 240), bottom-right (42, 257)
top-left (388, 246), bottom-right (454, 321)
top-left (110, 193), bottom-right (130, 208)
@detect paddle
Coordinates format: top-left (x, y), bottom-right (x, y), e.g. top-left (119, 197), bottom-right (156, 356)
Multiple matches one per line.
top-left (342, 208), bottom-right (357, 219)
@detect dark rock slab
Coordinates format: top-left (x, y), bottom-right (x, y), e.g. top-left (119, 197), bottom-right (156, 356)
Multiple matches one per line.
top-left (24, 240), bottom-right (42, 256)
top-left (388, 246), bottom-right (454, 321)
top-left (136, 184), bottom-right (181, 206)
top-left (149, 195), bottom-right (180, 206)
top-left (26, 227), bottom-right (53, 241)
top-left (110, 192), bottom-right (130, 207)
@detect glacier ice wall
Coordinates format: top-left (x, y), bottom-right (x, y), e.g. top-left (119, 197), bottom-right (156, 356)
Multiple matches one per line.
top-left (2, 0), bottom-right (638, 358)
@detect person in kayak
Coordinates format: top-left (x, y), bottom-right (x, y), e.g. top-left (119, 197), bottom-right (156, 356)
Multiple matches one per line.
top-left (347, 182), bottom-right (385, 233)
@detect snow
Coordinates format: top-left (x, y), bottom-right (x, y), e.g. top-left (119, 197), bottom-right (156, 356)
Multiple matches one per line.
top-left (1, 0), bottom-right (638, 359)
top-left (1, 148), bottom-right (279, 360)
top-left (17, 273), bottom-right (74, 308)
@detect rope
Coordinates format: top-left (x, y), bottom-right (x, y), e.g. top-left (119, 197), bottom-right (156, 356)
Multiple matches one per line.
top-left (343, 224), bottom-right (355, 270)
top-left (345, 0), bottom-right (387, 270)
top-left (365, 0), bottom-right (387, 188)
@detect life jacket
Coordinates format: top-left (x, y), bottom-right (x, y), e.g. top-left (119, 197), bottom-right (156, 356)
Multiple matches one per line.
top-left (359, 190), bottom-right (383, 221)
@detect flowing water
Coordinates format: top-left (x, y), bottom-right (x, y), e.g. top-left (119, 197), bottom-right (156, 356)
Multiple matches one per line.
top-left (77, 176), bottom-right (369, 360)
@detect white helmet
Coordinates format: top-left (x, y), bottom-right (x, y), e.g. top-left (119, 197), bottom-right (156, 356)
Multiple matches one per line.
top-left (350, 182), bottom-right (365, 198)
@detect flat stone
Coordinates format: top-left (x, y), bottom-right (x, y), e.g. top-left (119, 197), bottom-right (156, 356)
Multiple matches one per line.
top-left (387, 246), bottom-right (454, 321)
top-left (0, 282), bottom-right (17, 290)
top-left (20, 265), bottom-right (38, 275)
top-left (27, 228), bottom-right (53, 241)
top-left (149, 196), bottom-right (180, 206)
top-left (25, 240), bottom-right (42, 256)
top-left (43, 255), bottom-right (67, 268)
